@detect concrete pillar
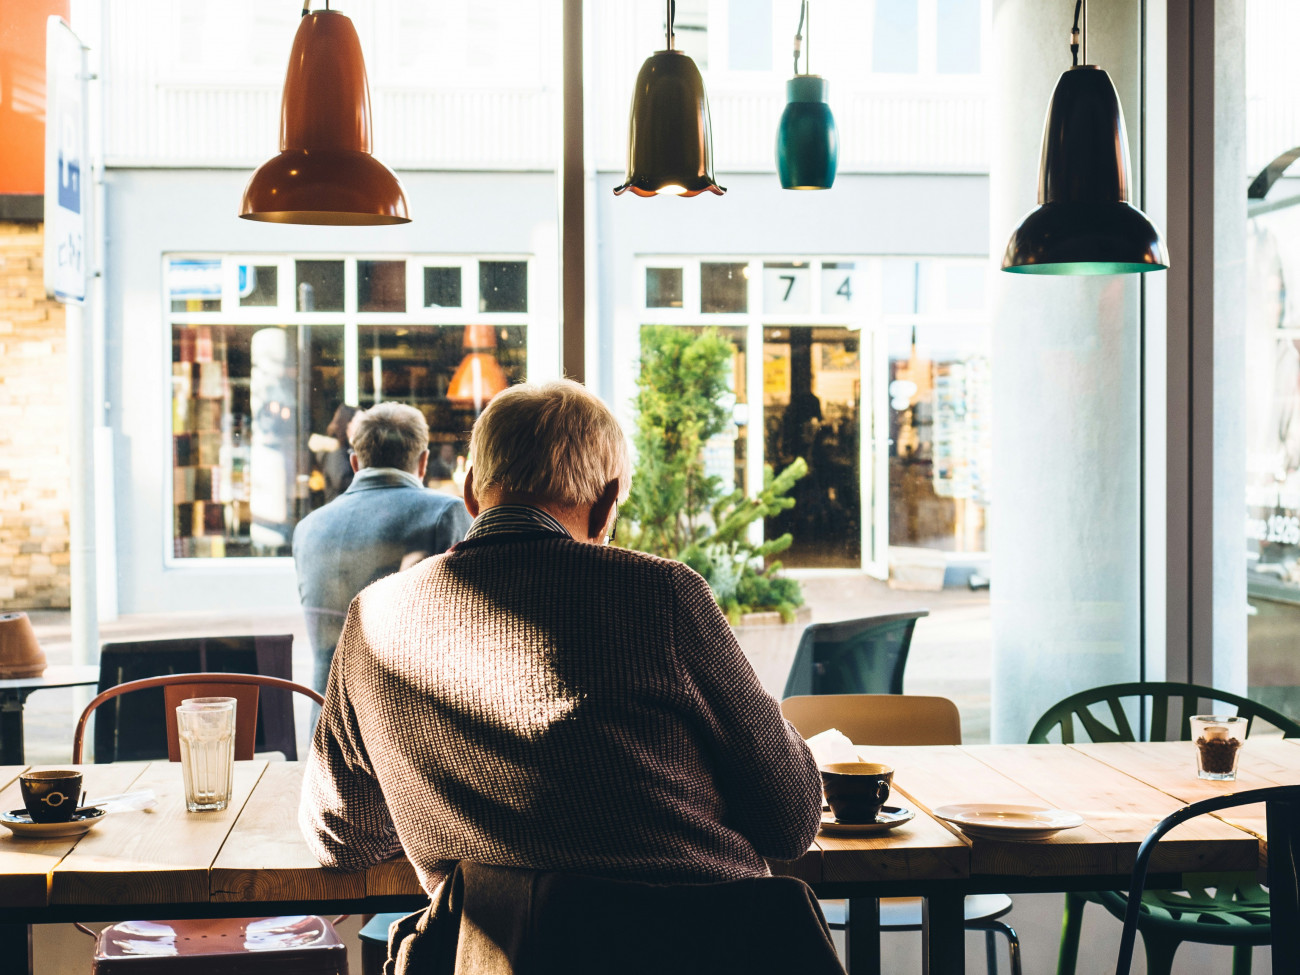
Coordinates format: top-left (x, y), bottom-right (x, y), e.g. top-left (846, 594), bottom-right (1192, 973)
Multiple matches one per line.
top-left (989, 0), bottom-right (1146, 743)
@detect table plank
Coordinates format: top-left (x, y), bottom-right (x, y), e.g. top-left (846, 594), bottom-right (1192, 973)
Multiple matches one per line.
top-left (969, 744), bottom-right (1256, 875)
top-left (366, 856), bottom-right (426, 898)
top-left (0, 763), bottom-right (147, 908)
top-left (0, 767), bottom-right (25, 790)
top-left (863, 745), bottom-right (1143, 878)
top-left (815, 805), bottom-right (968, 885)
top-left (211, 761), bottom-right (365, 903)
top-left (1074, 739), bottom-right (1300, 857)
top-left (50, 760), bottom-right (266, 906)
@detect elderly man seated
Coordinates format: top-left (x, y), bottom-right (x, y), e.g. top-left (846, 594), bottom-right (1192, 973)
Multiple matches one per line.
top-left (299, 379), bottom-right (822, 890)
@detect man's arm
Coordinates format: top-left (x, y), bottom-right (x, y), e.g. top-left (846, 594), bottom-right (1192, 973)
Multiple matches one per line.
top-left (299, 610), bottom-right (405, 870)
top-left (668, 562), bottom-right (823, 861)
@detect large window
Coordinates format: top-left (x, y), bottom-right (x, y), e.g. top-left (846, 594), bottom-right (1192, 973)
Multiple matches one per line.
top-left (166, 255), bottom-right (533, 560)
top-left (633, 255), bottom-right (988, 574)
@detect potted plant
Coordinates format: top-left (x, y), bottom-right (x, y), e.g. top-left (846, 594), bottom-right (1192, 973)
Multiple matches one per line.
top-left (620, 326), bottom-right (810, 691)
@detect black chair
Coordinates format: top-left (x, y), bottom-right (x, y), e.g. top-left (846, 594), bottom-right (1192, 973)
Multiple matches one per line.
top-left (95, 634), bottom-right (300, 761)
top-left (782, 610), bottom-right (928, 698)
top-left (1115, 785), bottom-right (1300, 975)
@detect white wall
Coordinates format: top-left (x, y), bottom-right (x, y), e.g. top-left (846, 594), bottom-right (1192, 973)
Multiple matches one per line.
top-left (104, 168), bottom-right (558, 614)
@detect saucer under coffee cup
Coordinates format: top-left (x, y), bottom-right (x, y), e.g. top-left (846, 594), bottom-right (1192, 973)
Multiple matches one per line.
top-left (820, 762), bottom-right (893, 824)
top-left (20, 769), bottom-right (83, 823)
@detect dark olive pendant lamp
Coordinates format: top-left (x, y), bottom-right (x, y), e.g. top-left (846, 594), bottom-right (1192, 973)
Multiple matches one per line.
top-left (240, 2), bottom-right (410, 225)
top-left (776, 1), bottom-right (837, 190)
top-left (1002, 0), bottom-right (1167, 274)
top-left (614, 0), bottom-right (724, 197)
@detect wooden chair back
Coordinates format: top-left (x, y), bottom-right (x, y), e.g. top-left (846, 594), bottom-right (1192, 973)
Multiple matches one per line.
top-left (73, 672), bottom-right (324, 763)
top-left (781, 693), bottom-right (963, 745)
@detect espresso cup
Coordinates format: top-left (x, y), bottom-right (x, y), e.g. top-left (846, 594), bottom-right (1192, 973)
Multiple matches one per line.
top-left (20, 769), bottom-right (82, 823)
top-left (820, 762), bottom-right (893, 824)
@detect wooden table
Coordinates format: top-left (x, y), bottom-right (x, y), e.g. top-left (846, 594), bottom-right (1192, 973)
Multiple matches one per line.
top-left (1, 743), bottom-right (1297, 975)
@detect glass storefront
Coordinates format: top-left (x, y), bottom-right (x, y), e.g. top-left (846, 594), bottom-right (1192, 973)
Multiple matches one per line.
top-left (166, 254), bottom-right (533, 559)
top-left (636, 254), bottom-right (988, 574)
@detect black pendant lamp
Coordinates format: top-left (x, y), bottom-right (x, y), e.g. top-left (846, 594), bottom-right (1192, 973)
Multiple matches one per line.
top-left (1002, 0), bottom-right (1167, 274)
top-left (776, 1), bottom-right (837, 190)
top-left (240, 2), bottom-right (410, 226)
top-left (614, 0), bottom-right (725, 197)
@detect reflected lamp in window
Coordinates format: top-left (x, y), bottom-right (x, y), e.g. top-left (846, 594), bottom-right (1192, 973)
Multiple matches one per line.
top-left (424, 266), bottom-right (463, 308)
top-left (646, 267), bottom-right (684, 308)
top-left (295, 260), bottom-right (345, 312)
top-left (238, 265), bottom-right (278, 307)
top-left (479, 261), bottom-right (528, 313)
top-left (702, 262), bottom-right (748, 313)
top-left (872, 0), bottom-right (919, 74)
top-left (358, 260), bottom-right (406, 313)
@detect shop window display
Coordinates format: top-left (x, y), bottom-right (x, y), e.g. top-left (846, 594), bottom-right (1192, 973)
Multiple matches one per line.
top-left (167, 254), bottom-right (533, 560)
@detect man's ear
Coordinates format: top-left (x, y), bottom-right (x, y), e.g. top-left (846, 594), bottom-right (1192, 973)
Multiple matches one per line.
top-left (349, 453), bottom-right (361, 474)
top-left (463, 468), bottom-right (480, 517)
top-left (587, 479), bottom-right (620, 543)
top-left (416, 449), bottom-right (429, 481)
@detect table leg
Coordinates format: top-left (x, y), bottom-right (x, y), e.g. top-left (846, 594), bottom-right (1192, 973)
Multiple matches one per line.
top-left (841, 897), bottom-right (880, 975)
top-left (923, 893), bottom-right (965, 975)
top-left (1267, 797), bottom-right (1300, 975)
top-left (0, 922), bottom-right (32, 975)
top-left (0, 689), bottom-right (26, 766)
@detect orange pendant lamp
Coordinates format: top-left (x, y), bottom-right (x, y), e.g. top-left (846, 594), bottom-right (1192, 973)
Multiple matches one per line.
top-left (446, 324), bottom-right (509, 413)
top-left (240, 3), bottom-right (410, 225)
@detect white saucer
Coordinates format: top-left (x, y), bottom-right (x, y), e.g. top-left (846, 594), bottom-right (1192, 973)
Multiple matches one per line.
top-left (819, 805), bottom-right (916, 836)
top-left (932, 803), bottom-right (1084, 841)
top-left (0, 807), bottom-right (105, 838)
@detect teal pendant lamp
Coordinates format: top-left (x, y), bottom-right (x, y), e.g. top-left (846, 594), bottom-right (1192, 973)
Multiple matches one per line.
top-left (776, 1), bottom-right (837, 190)
top-left (1002, 0), bottom-right (1167, 274)
top-left (614, 0), bottom-right (725, 197)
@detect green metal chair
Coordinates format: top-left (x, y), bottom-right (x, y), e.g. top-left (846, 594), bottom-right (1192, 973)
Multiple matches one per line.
top-left (1028, 681), bottom-right (1300, 975)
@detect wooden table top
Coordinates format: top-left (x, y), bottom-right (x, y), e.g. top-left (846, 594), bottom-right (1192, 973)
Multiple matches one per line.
top-left (2, 741), bottom-right (1297, 911)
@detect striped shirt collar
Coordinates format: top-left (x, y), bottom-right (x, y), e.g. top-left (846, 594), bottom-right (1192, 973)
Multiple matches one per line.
top-left (465, 504), bottom-right (573, 541)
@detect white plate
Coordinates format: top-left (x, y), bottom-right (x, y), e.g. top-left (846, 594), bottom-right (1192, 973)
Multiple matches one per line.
top-left (0, 807), bottom-right (106, 839)
top-left (819, 805), bottom-right (916, 836)
top-left (932, 803), bottom-right (1084, 842)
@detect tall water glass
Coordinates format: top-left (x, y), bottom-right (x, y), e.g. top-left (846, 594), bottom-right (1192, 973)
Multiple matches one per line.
top-left (176, 697), bottom-right (236, 812)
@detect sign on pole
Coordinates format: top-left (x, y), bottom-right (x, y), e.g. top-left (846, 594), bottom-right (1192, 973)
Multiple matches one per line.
top-left (44, 16), bottom-right (87, 304)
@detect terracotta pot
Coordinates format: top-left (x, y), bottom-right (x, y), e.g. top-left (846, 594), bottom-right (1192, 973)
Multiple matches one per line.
top-left (0, 612), bottom-right (47, 679)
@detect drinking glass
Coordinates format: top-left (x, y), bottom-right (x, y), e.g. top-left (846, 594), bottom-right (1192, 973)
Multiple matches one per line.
top-left (176, 697), bottom-right (236, 812)
top-left (1190, 714), bottom-right (1247, 781)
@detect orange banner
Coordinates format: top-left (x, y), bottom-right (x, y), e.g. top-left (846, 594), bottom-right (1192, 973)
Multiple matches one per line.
top-left (0, 1), bottom-right (71, 196)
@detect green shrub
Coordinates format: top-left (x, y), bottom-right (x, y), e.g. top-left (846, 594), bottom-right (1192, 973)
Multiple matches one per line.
top-left (622, 325), bottom-right (806, 621)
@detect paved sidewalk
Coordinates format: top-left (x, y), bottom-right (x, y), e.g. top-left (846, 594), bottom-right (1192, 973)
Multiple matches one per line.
top-left (17, 575), bottom-right (990, 765)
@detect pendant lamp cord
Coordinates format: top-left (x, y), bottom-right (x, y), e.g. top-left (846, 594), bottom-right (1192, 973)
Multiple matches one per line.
top-left (666, 0), bottom-right (675, 50)
top-left (1070, 0), bottom-right (1083, 66)
top-left (793, 1), bottom-right (809, 75)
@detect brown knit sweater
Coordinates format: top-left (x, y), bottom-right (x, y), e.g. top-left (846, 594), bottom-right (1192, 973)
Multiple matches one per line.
top-left (299, 531), bottom-right (823, 889)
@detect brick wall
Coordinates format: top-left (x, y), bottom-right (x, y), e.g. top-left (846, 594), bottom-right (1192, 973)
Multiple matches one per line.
top-left (0, 221), bottom-right (70, 609)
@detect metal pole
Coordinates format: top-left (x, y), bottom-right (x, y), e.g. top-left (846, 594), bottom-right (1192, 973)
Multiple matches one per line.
top-left (560, 0), bottom-right (585, 382)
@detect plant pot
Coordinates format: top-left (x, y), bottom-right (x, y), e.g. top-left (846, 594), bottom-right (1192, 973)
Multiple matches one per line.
top-left (730, 605), bottom-right (813, 698)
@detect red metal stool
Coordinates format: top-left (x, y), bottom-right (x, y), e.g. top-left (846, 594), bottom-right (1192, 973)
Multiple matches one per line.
top-left (90, 916), bottom-right (347, 974)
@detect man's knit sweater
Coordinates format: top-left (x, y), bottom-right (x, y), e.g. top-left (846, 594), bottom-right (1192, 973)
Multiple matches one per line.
top-left (300, 528), bottom-right (823, 889)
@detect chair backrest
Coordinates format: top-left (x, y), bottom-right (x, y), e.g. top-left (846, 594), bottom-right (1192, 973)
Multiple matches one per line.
top-left (781, 693), bottom-right (962, 745)
top-left (1027, 681), bottom-right (1300, 745)
top-left (781, 610), bottom-right (929, 699)
top-left (414, 861), bottom-right (847, 975)
top-left (1115, 784), bottom-right (1300, 975)
top-left (96, 634), bottom-right (297, 761)
top-left (73, 672), bottom-right (324, 763)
